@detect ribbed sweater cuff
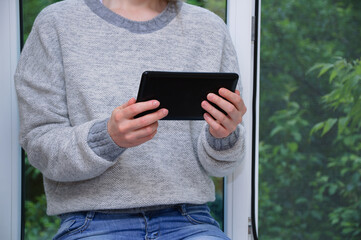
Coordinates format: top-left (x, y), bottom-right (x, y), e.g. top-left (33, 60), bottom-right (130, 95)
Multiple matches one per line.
top-left (205, 125), bottom-right (240, 151)
top-left (87, 118), bottom-right (126, 162)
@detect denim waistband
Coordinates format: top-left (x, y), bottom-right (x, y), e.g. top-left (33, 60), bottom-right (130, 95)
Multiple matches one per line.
top-left (58, 203), bottom-right (209, 220)
top-left (96, 204), bottom-right (180, 214)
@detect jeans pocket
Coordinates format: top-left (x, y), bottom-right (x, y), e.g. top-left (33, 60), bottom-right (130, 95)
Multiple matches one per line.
top-left (182, 205), bottom-right (220, 229)
top-left (53, 212), bottom-right (94, 240)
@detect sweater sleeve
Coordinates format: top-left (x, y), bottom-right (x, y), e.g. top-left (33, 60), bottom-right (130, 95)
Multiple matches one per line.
top-left (14, 9), bottom-right (119, 182)
top-left (195, 26), bottom-right (246, 177)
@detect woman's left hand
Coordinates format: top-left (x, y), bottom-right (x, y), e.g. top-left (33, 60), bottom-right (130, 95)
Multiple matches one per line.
top-left (201, 88), bottom-right (247, 138)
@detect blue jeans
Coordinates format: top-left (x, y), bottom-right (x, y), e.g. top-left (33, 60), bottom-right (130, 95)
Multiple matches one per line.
top-left (53, 204), bottom-right (230, 240)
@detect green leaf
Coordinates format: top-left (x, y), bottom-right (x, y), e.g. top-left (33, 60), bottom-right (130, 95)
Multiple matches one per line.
top-left (329, 69), bottom-right (338, 82)
top-left (270, 125), bottom-right (283, 137)
top-left (310, 121), bottom-right (325, 136)
top-left (337, 117), bottom-right (349, 135)
top-left (321, 118), bottom-right (337, 136)
top-left (307, 63), bottom-right (324, 75)
top-left (318, 63), bottom-right (334, 77)
top-left (287, 142), bottom-right (298, 152)
top-left (340, 168), bottom-right (349, 176)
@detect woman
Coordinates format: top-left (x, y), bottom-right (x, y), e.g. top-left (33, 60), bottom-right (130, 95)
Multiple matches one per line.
top-left (15, 0), bottom-right (247, 239)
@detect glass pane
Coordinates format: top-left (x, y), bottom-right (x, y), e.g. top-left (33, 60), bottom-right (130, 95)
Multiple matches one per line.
top-left (259, 0), bottom-right (361, 239)
top-left (187, 0), bottom-right (226, 22)
top-left (22, 0), bottom-right (227, 238)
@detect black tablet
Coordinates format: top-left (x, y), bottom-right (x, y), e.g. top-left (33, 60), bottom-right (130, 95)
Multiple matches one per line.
top-left (135, 71), bottom-right (239, 120)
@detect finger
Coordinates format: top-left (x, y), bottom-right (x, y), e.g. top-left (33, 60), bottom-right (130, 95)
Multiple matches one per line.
top-left (127, 121), bottom-right (159, 141)
top-left (130, 108), bottom-right (168, 130)
top-left (218, 88), bottom-right (243, 111)
top-left (123, 100), bottom-right (160, 118)
top-left (116, 97), bottom-right (136, 110)
top-left (206, 93), bottom-right (242, 121)
top-left (233, 94), bottom-right (247, 116)
top-left (133, 129), bottom-right (158, 146)
top-left (201, 100), bottom-right (235, 130)
top-left (128, 97), bottom-right (137, 105)
top-left (203, 113), bottom-right (229, 137)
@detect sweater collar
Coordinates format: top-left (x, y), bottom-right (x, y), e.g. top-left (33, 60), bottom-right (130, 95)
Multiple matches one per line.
top-left (84, 0), bottom-right (181, 34)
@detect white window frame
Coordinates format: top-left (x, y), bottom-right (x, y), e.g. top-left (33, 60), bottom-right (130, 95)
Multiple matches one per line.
top-left (0, 0), bottom-right (21, 239)
top-left (225, 0), bottom-right (259, 239)
top-left (0, 0), bottom-right (260, 239)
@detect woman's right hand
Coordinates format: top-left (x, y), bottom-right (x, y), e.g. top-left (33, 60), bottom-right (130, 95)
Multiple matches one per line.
top-left (107, 98), bottom-right (168, 148)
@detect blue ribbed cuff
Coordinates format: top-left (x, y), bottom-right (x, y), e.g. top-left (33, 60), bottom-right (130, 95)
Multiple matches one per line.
top-left (87, 118), bottom-right (126, 161)
top-left (205, 125), bottom-right (240, 151)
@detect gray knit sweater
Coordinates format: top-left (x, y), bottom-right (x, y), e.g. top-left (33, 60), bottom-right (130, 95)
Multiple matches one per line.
top-left (15, 0), bottom-right (245, 215)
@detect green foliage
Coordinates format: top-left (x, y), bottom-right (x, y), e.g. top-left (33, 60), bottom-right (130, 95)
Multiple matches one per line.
top-left (309, 58), bottom-right (361, 238)
top-left (186, 0), bottom-right (226, 21)
top-left (22, 0), bottom-right (62, 42)
top-left (310, 58), bottom-right (361, 135)
top-left (25, 195), bottom-right (60, 240)
top-left (186, 0), bottom-right (205, 7)
top-left (259, 0), bottom-right (361, 239)
top-left (208, 177), bottom-right (225, 230)
top-left (208, 192), bottom-right (224, 230)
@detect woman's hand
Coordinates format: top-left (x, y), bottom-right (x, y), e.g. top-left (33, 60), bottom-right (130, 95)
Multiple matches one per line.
top-left (201, 88), bottom-right (247, 138)
top-left (108, 98), bottom-right (168, 148)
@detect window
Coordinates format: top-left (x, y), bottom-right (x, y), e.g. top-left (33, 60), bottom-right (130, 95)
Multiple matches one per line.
top-left (258, 0), bottom-right (361, 239)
